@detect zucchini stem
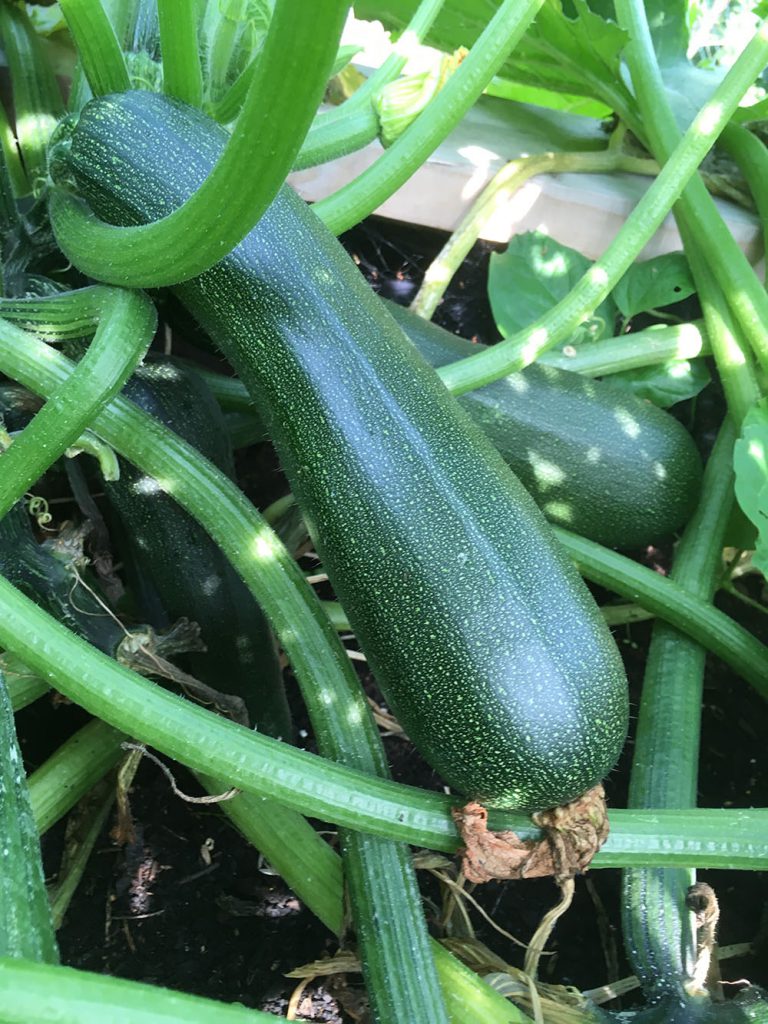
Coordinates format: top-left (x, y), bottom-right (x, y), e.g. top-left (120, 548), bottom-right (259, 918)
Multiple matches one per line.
top-left (158, 0), bottom-right (203, 108)
top-left (49, 0), bottom-right (350, 286)
top-left (410, 148), bottom-right (658, 320)
top-left (622, 421), bottom-right (736, 1000)
top-left (294, 0), bottom-right (447, 170)
top-left (312, 0), bottom-right (544, 234)
top-left (58, 0), bottom-right (131, 97)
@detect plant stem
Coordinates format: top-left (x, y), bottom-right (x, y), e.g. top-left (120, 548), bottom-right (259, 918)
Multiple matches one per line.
top-left (682, 237), bottom-right (760, 425)
top-left (294, 0), bottom-right (447, 170)
top-left (58, 0), bottom-right (131, 96)
top-left (719, 122), bottom-right (768, 284)
top-left (0, 102), bottom-right (25, 208)
top-left (0, 289), bottom-right (156, 519)
top-left (436, 21), bottom-right (768, 395)
top-left (0, 286), bottom-right (108, 338)
top-left (312, 0), bottom-right (544, 234)
top-left (622, 421), bottom-right (737, 1001)
top-left (50, 0), bottom-right (349, 286)
top-left (49, 779), bottom-right (116, 930)
top-left (0, 956), bottom-right (317, 1023)
top-left (554, 526), bottom-right (768, 703)
top-left (615, 0), bottom-right (763, 427)
top-left (6, 665), bottom-right (48, 711)
top-left (158, 0), bottom-right (203, 107)
top-left (0, 672), bottom-right (58, 963)
top-left (29, 719), bottom-right (124, 835)
top-left (537, 321), bottom-right (709, 375)
top-left (411, 149), bottom-right (658, 320)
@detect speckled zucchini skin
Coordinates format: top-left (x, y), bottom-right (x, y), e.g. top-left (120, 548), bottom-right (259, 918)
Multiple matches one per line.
top-left (60, 90), bottom-right (629, 811)
top-left (387, 303), bottom-right (703, 549)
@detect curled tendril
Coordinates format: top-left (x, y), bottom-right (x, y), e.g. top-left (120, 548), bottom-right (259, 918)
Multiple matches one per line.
top-left (27, 494), bottom-right (53, 527)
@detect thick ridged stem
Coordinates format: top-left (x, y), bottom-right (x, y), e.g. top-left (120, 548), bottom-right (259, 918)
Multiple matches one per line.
top-left (0, 569), bottom-right (767, 867)
top-left (0, 3), bottom-right (63, 192)
top-left (0, 957), bottom-right (320, 1023)
top-left (719, 122), bottom-right (768, 285)
top-left (615, 0), bottom-right (763, 425)
top-left (0, 673), bottom-right (58, 962)
top-left (49, 0), bottom-right (349, 285)
top-left (554, 527), bottom-right (768, 701)
top-left (0, 289), bottom-right (156, 519)
top-left (158, 0), bottom-right (203, 107)
top-left (58, 0), bottom-right (131, 96)
top-left (615, 0), bottom-right (768, 380)
top-left (622, 422), bottom-right (737, 1000)
top-left (28, 719), bottom-right (124, 835)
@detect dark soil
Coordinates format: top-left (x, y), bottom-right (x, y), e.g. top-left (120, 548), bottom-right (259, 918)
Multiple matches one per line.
top-left (20, 216), bottom-right (768, 1020)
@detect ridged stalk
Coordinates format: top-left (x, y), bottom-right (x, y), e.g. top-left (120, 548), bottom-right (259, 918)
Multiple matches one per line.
top-left (0, 3), bottom-right (63, 192)
top-left (158, 0), bottom-right (203, 107)
top-left (622, 422), bottom-right (736, 1001)
top-left (0, 672), bottom-right (58, 963)
top-left (0, 568), bottom-right (767, 867)
top-left (0, 289), bottom-right (156, 519)
top-left (58, 0), bottom-right (131, 96)
top-left (49, 0), bottom-right (349, 285)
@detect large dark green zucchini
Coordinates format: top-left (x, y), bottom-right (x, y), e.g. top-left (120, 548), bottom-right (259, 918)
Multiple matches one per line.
top-left (387, 304), bottom-right (703, 549)
top-left (57, 90), bottom-right (628, 812)
top-left (102, 360), bottom-right (291, 739)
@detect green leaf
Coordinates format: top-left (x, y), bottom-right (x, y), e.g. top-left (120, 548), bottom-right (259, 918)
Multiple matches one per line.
top-left (613, 253), bottom-right (696, 318)
top-left (606, 357), bottom-right (710, 408)
top-left (660, 60), bottom-right (726, 132)
top-left (505, 0), bottom-right (629, 104)
top-left (352, 0), bottom-right (635, 116)
top-left (734, 399), bottom-right (768, 577)
top-left (484, 77), bottom-right (613, 118)
top-left (488, 231), bottom-right (617, 342)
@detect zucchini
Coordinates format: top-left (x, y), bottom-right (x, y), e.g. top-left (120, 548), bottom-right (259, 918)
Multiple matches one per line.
top-left (387, 303), bottom-right (703, 549)
top-left (57, 90), bottom-right (629, 812)
top-left (101, 360), bottom-right (291, 739)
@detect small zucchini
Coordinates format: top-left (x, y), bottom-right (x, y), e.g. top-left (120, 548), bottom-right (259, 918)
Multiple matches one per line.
top-left (102, 360), bottom-right (291, 739)
top-left (387, 303), bottom-right (703, 549)
top-left (57, 90), bottom-right (629, 811)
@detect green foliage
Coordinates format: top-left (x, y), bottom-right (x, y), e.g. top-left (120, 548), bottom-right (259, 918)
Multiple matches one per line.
top-left (612, 252), bottom-right (696, 318)
top-left (489, 234), bottom-right (707, 408)
top-left (604, 356), bottom-right (710, 407)
top-left (488, 231), bottom-right (617, 342)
